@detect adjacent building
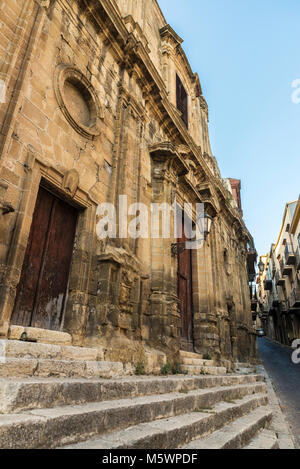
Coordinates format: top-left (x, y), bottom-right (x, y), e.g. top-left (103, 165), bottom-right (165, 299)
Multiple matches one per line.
top-left (258, 198), bottom-right (300, 345)
top-left (0, 0), bottom-right (257, 371)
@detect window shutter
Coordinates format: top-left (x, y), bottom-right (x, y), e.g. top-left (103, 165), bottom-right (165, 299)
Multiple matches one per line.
top-left (176, 74), bottom-right (188, 129)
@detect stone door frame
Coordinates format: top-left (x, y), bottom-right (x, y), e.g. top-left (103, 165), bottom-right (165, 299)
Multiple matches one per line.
top-left (0, 150), bottom-right (97, 343)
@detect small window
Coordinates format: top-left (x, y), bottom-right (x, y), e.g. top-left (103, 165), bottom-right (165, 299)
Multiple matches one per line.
top-left (176, 74), bottom-right (188, 128)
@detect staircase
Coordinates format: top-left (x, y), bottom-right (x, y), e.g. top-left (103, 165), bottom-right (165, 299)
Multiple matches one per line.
top-left (179, 350), bottom-right (227, 375)
top-left (0, 338), bottom-right (125, 379)
top-left (0, 339), bottom-right (279, 449)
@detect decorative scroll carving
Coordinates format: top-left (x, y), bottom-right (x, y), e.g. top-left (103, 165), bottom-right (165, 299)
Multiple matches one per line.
top-left (63, 169), bottom-right (79, 197)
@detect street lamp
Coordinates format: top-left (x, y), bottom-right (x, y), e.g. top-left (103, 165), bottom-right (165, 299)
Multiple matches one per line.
top-left (201, 212), bottom-right (213, 240)
top-left (171, 211), bottom-right (213, 256)
top-left (258, 260), bottom-right (265, 273)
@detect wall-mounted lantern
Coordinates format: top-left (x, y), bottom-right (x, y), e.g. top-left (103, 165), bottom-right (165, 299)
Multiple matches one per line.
top-left (171, 212), bottom-right (213, 256)
top-left (258, 260), bottom-right (265, 273)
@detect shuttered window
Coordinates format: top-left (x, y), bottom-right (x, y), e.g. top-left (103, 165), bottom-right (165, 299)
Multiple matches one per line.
top-left (176, 74), bottom-right (188, 129)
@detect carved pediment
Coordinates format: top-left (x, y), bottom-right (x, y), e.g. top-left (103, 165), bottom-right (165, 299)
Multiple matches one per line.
top-left (149, 142), bottom-right (189, 177)
top-left (37, 0), bottom-right (50, 8)
top-left (197, 181), bottom-right (220, 215)
top-left (203, 152), bottom-right (222, 179)
top-left (123, 15), bottom-right (151, 53)
top-left (160, 24), bottom-right (183, 48)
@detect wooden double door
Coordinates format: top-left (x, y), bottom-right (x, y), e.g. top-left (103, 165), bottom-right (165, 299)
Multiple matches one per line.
top-left (11, 186), bottom-right (78, 331)
top-left (177, 217), bottom-right (194, 351)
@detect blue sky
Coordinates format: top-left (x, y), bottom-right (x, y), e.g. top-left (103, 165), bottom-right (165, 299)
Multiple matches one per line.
top-left (159, 0), bottom-right (300, 255)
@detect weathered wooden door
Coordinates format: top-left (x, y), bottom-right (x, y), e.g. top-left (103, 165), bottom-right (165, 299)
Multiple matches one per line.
top-left (12, 186), bottom-right (78, 330)
top-left (177, 217), bottom-right (193, 351)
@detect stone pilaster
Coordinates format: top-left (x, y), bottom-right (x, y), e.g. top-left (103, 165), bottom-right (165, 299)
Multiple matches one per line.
top-left (147, 142), bottom-right (188, 356)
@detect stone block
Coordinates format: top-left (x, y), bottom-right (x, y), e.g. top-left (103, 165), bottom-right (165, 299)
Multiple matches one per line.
top-left (8, 326), bottom-right (72, 345)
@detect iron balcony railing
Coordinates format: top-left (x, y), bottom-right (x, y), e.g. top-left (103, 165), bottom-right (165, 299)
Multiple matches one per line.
top-left (275, 270), bottom-right (285, 286)
top-left (281, 299), bottom-right (290, 313)
top-left (280, 258), bottom-right (284, 273)
top-left (271, 290), bottom-right (280, 307)
top-left (250, 285), bottom-right (258, 312)
top-left (281, 256), bottom-right (293, 276)
top-left (272, 259), bottom-right (276, 278)
top-left (290, 285), bottom-right (300, 309)
top-left (264, 279), bottom-right (272, 291)
top-left (296, 248), bottom-right (300, 271)
top-left (284, 243), bottom-right (296, 266)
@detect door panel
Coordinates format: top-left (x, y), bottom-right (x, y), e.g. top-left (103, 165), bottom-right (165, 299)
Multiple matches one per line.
top-left (177, 216), bottom-right (193, 349)
top-left (12, 188), bottom-right (54, 326)
top-left (11, 187), bottom-right (78, 330)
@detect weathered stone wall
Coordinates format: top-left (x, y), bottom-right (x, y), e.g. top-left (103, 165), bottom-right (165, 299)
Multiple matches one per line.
top-left (0, 0), bottom-right (256, 368)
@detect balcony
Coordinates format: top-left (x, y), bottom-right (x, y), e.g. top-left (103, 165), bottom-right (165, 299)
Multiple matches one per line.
top-left (247, 248), bottom-right (257, 282)
top-left (296, 248), bottom-right (300, 271)
top-left (252, 312), bottom-right (258, 321)
top-left (250, 285), bottom-right (258, 312)
top-left (271, 259), bottom-right (276, 278)
top-left (280, 257), bottom-right (292, 276)
top-left (264, 279), bottom-right (273, 291)
top-left (290, 286), bottom-right (300, 310)
top-left (284, 243), bottom-right (296, 266)
top-left (275, 270), bottom-right (285, 286)
top-left (260, 306), bottom-right (269, 319)
top-left (281, 299), bottom-right (290, 313)
top-left (272, 291), bottom-right (280, 307)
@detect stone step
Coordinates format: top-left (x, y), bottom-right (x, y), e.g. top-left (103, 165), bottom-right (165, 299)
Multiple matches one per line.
top-left (184, 406), bottom-right (273, 449)
top-left (180, 357), bottom-right (217, 367)
top-left (0, 374), bottom-right (265, 414)
top-left (179, 351), bottom-right (203, 360)
top-left (0, 357), bottom-right (124, 379)
top-left (234, 363), bottom-right (256, 376)
top-left (62, 393), bottom-right (268, 449)
top-left (244, 429), bottom-right (279, 449)
top-left (0, 383), bottom-right (267, 448)
top-left (8, 326), bottom-right (72, 345)
top-left (235, 368), bottom-right (256, 375)
top-left (181, 365), bottom-right (227, 376)
top-left (0, 339), bottom-right (103, 362)
top-left (235, 362), bottom-right (253, 369)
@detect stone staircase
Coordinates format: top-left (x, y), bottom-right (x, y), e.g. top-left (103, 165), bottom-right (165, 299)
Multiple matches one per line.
top-left (0, 338), bottom-right (280, 449)
top-left (0, 373), bottom-right (278, 448)
top-left (0, 338), bottom-right (125, 379)
top-left (179, 350), bottom-right (227, 375)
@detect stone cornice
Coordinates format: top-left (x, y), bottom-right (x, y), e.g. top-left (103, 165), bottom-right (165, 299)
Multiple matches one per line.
top-left (160, 24), bottom-right (183, 47)
top-left (160, 25), bottom-right (202, 98)
top-left (149, 142), bottom-right (189, 177)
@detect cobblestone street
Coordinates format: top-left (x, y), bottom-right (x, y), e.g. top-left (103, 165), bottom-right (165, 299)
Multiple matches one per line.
top-left (258, 337), bottom-right (300, 448)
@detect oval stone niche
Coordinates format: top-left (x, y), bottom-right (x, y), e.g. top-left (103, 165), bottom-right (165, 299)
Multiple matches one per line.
top-left (54, 64), bottom-right (102, 140)
top-left (63, 78), bottom-right (94, 128)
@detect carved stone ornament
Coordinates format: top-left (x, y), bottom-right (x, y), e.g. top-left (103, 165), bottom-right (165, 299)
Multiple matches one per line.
top-left (37, 0), bottom-right (50, 8)
top-left (54, 64), bottom-right (103, 140)
top-left (63, 169), bottom-right (79, 197)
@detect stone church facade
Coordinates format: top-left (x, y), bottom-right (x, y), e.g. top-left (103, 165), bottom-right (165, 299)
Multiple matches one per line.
top-left (0, 0), bottom-right (257, 371)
